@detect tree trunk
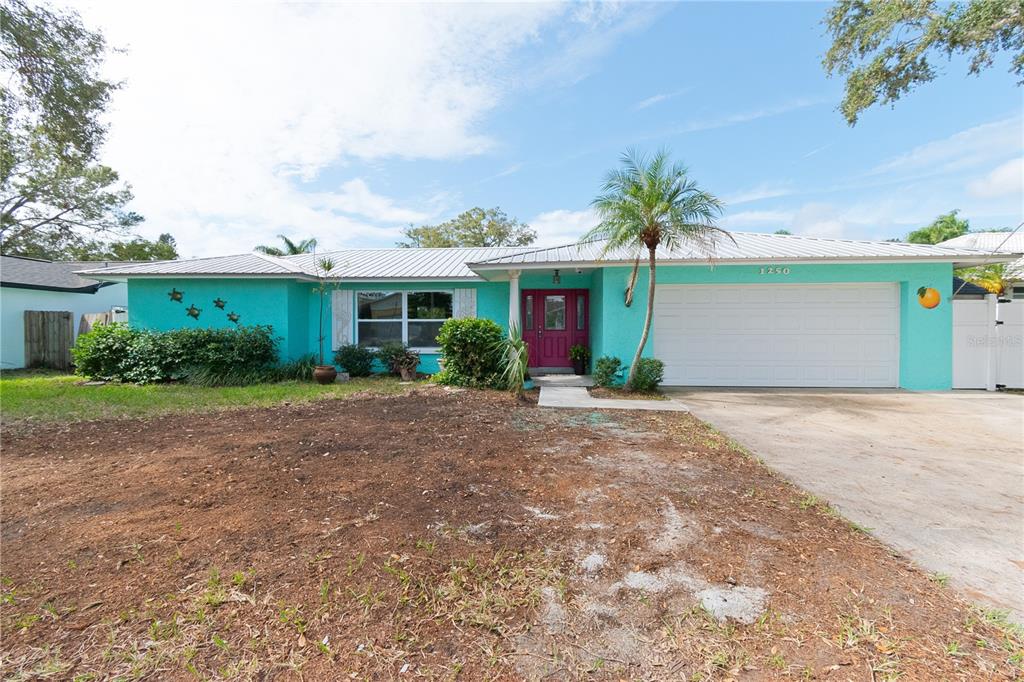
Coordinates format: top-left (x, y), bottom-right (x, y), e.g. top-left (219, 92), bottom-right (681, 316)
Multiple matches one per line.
top-left (624, 255), bottom-right (640, 307)
top-left (626, 245), bottom-right (657, 390)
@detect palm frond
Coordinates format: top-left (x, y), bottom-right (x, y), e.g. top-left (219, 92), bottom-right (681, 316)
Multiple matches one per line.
top-left (581, 147), bottom-right (728, 260)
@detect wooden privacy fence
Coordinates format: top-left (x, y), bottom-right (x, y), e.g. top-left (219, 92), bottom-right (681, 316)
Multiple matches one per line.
top-left (24, 310), bottom-right (74, 371)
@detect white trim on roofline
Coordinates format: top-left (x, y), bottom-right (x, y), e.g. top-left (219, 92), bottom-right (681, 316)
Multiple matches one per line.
top-left (469, 254), bottom-right (1018, 271)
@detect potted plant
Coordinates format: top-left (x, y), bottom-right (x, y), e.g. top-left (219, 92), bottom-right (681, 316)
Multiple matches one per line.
top-left (394, 347), bottom-right (421, 381)
top-left (312, 256), bottom-right (339, 385)
top-left (569, 344), bottom-right (591, 375)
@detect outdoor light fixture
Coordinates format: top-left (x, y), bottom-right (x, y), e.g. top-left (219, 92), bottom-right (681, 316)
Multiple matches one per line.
top-left (552, 269), bottom-right (561, 285)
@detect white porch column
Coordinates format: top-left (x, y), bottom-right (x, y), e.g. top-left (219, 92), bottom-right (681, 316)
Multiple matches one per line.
top-left (508, 269), bottom-right (522, 333)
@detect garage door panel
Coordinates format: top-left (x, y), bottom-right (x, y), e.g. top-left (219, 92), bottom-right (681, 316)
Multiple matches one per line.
top-left (865, 313), bottom-right (898, 331)
top-left (860, 287), bottom-right (897, 305)
top-left (863, 365), bottom-right (895, 383)
top-left (653, 283), bottom-right (899, 388)
top-left (770, 313), bottom-right (802, 332)
top-left (772, 288), bottom-right (806, 304)
top-left (804, 313), bottom-right (834, 332)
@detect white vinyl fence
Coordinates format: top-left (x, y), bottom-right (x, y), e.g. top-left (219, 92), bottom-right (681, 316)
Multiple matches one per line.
top-left (952, 295), bottom-right (1024, 389)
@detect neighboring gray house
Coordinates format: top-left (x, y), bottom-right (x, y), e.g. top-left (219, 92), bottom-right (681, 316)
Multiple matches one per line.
top-left (0, 256), bottom-right (129, 369)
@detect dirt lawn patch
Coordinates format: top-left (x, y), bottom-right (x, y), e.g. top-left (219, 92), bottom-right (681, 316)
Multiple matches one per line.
top-left (2, 387), bottom-right (1021, 680)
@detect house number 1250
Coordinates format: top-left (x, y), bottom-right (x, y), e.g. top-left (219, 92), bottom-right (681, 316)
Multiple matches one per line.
top-left (759, 266), bottom-right (791, 275)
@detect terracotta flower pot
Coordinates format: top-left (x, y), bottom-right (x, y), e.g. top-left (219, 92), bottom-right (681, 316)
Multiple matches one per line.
top-left (313, 365), bottom-right (338, 385)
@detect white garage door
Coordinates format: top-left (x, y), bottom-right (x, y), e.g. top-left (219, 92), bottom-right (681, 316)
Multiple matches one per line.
top-left (653, 283), bottom-right (899, 387)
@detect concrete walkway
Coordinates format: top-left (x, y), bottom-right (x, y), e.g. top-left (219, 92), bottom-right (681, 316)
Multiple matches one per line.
top-left (669, 388), bottom-right (1024, 622)
top-left (538, 385), bottom-right (689, 412)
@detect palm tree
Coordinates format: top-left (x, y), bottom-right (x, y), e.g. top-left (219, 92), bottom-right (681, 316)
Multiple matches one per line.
top-left (254, 235), bottom-right (318, 256)
top-left (583, 148), bottom-right (728, 389)
top-left (962, 263), bottom-right (1012, 296)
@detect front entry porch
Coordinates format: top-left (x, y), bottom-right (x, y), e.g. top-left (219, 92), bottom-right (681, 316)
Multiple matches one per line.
top-left (521, 288), bottom-right (589, 370)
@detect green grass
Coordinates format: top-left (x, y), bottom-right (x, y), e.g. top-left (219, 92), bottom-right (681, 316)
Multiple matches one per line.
top-left (0, 370), bottom-right (414, 425)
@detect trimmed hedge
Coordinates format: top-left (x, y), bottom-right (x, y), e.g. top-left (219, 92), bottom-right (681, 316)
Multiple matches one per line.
top-left (71, 323), bottom-right (281, 385)
top-left (433, 318), bottom-right (505, 389)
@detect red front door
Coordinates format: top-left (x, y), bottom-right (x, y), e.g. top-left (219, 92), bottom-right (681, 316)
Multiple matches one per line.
top-left (522, 289), bottom-right (588, 368)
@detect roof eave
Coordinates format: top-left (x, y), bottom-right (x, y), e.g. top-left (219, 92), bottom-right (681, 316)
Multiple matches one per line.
top-left (0, 280), bottom-right (107, 293)
top-left (74, 271), bottom-right (319, 281)
top-left (468, 254), bottom-right (1021, 272)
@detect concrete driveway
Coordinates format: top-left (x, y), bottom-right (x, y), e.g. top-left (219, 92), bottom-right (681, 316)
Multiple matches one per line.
top-left (668, 388), bottom-right (1024, 621)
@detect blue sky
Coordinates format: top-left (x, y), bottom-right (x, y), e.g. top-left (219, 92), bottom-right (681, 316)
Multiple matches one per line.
top-left (78, 1), bottom-right (1022, 257)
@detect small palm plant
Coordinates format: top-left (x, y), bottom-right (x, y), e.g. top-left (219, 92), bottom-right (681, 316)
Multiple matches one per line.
top-left (312, 257), bottom-right (338, 383)
top-left (494, 324), bottom-right (530, 398)
top-left (583, 148), bottom-right (729, 389)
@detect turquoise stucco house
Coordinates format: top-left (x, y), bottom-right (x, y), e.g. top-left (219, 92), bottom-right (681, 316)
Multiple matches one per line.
top-left (78, 232), bottom-right (1009, 390)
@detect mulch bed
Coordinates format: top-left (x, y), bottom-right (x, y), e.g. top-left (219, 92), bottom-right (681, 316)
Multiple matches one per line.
top-left (588, 386), bottom-right (668, 400)
top-left (1, 387), bottom-right (1020, 680)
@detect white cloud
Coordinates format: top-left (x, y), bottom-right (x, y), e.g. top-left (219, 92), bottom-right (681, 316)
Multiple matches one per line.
top-left (872, 117), bottom-right (1023, 177)
top-left (525, 4), bottom-right (664, 88)
top-left (791, 203), bottom-right (849, 239)
top-left (475, 163), bottom-right (525, 185)
top-left (633, 93), bottom-right (670, 111)
top-left (529, 208), bottom-right (600, 246)
top-left (68, 1), bottom-right (641, 257)
top-left (631, 88), bottom-right (691, 112)
top-left (720, 210), bottom-right (794, 229)
top-left (664, 97), bottom-right (826, 136)
top-left (308, 180), bottom-right (429, 225)
top-left (723, 183), bottom-right (794, 206)
top-left (799, 142), bottom-right (834, 160)
top-left (967, 157), bottom-right (1024, 199)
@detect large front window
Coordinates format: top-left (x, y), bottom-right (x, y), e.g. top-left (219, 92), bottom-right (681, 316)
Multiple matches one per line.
top-left (357, 291), bottom-right (452, 349)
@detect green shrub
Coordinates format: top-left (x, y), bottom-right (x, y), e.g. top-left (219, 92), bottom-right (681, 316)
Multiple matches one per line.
top-left (71, 323), bottom-right (141, 381)
top-left (170, 326), bottom-right (278, 377)
top-left (593, 356), bottom-right (622, 388)
top-left (334, 344), bottom-right (375, 377)
top-left (72, 324), bottom-right (280, 385)
top-left (630, 358), bottom-right (664, 392)
top-left (434, 318), bottom-right (504, 389)
top-left (121, 329), bottom-right (183, 384)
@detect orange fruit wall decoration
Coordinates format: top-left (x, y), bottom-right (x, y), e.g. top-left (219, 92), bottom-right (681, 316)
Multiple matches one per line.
top-left (917, 286), bottom-right (940, 309)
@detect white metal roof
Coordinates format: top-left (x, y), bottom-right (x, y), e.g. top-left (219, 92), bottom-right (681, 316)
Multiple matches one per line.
top-left (938, 231), bottom-right (1024, 252)
top-left (78, 247), bottom-right (536, 280)
top-left (468, 232), bottom-right (1017, 270)
top-left (285, 247), bottom-right (533, 279)
top-left (938, 232), bottom-right (1024, 278)
top-left (76, 252), bottom-right (305, 278)
top-left (77, 232), bottom-right (1016, 281)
